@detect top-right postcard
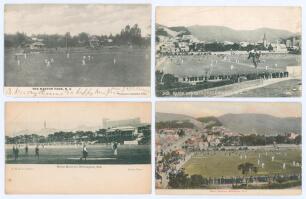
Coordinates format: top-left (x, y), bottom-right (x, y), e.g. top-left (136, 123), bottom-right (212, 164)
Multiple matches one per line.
top-left (156, 6), bottom-right (301, 97)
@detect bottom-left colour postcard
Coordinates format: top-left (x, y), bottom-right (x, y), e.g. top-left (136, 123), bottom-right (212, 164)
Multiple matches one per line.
top-left (5, 102), bottom-right (152, 194)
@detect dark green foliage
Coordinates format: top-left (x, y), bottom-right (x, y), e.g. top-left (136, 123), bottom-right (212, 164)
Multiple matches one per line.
top-left (156, 28), bottom-right (169, 37)
top-left (238, 162), bottom-right (258, 175)
top-left (5, 24), bottom-right (150, 48)
top-left (169, 26), bottom-right (191, 34)
top-left (156, 120), bottom-right (195, 130)
top-left (168, 169), bottom-right (190, 188)
top-left (197, 116), bottom-right (222, 126)
top-left (190, 175), bottom-right (207, 188)
top-left (5, 125), bottom-right (151, 145)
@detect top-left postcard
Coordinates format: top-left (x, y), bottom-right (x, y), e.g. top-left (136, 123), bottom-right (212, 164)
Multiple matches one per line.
top-left (4, 4), bottom-right (151, 97)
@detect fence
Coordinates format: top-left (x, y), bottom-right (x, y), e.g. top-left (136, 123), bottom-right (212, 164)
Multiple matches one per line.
top-left (173, 79), bottom-right (264, 97)
top-left (204, 173), bottom-right (301, 185)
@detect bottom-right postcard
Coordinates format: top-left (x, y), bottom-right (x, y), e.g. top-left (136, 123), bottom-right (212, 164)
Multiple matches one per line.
top-left (155, 102), bottom-right (301, 195)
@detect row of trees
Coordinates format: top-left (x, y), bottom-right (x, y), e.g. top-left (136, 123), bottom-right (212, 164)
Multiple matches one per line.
top-left (166, 164), bottom-right (299, 189)
top-left (5, 125), bottom-right (151, 145)
top-left (162, 40), bottom-right (297, 54)
top-left (215, 134), bottom-right (301, 147)
top-left (188, 42), bottom-right (272, 52)
top-left (6, 131), bottom-right (96, 144)
top-left (238, 134), bottom-right (301, 146)
top-left (5, 24), bottom-right (150, 48)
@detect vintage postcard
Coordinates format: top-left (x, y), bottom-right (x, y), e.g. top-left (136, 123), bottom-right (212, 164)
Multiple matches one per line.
top-left (156, 7), bottom-right (301, 97)
top-left (156, 102), bottom-right (301, 195)
top-left (5, 102), bottom-right (151, 194)
top-left (4, 4), bottom-right (151, 97)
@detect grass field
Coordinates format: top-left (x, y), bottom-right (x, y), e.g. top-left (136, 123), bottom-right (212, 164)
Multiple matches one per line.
top-left (230, 79), bottom-right (302, 97)
top-left (157, 54), bottom-right (300, 77)
top-left (5, 47), bottom-right (150, 87)
top-left (6, 144), bottom-right (151, 164)
top-left (183, 146), bottom-right (301, 178)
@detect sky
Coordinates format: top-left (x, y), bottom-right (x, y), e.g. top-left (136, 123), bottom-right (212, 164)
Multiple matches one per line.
top-left (5, 4), bottom-right (151, 36)
top-left (6, 102), bottom-right (151, 135)
top-left (157, 102), bottom-right (301, 118)
top-left (157, 6), bottom-right (301, 33)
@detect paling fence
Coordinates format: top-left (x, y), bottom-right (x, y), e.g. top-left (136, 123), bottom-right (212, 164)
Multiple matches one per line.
top-left (204, 173), bottom-right (301, 185)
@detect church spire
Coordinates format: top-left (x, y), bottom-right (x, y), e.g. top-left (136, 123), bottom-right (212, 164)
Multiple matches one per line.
top-left (263, 33), bottom-right (267, 41)
top-left (263, 33), bottom-right (267, 48)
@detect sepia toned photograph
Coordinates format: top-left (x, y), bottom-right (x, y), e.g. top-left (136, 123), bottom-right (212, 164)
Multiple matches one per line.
top-left (156, 7), bottom-right (301, 97)
top-left (5, 102), bottom-right (151, 194)
top-left (4, 4), bottom-right (151, 97)
top-left (156, 102), bottom-right (301, 194)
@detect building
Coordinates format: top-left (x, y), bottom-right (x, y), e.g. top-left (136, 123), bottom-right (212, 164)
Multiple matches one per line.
top-left (158, 41), bottom-right (177, 54)
top-left (224, 41), bottom-right (234, 45)
top-left (30, 42), bottom-right (45, 50)
top-left (178, 42), bottom-right (189, 52)
top-left (240, 41), bottom-right (249, 48)
top-left (138, 125), bottom-right (151, 137)
top-left (182, 34), bottom-right (193, 41)
top-left (89, 35), bottom-right (100, 48)
top-left (263, 33), bottom-right (268, 48)
top-left (287, 132), bottom-right (299, 140)
top-left (292, 37), bottom-right (296, 46)
top-left (178, 76), bottom-right (205, 85)
top-left (286, 39), bottom-right (292, 48)
top-left (96, 126), bottom-right (138, 143)
top-left (269, 42), bottom-right (288, 53)
top-left (31, 37), bottom-right (44, 42)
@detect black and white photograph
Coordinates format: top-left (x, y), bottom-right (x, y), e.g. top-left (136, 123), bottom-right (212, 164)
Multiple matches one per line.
top-left (4, 4), bottom-right (151, 97)
top-left (156, 7), bottom-right (301, 97)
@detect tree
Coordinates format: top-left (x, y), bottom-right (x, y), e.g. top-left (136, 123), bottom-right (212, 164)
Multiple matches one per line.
top-left (162, 74), bottom-right (178, 87)
top-left (177, 129), bottom-right (185, 137)
top-left (168, 169), bottom-right (190, 188)
top-left (190, 175), bottom-right (206, 188)
top-left (78, 32), bottom-right (89, 45)
top-left (15, 32), bottom-right (29, 47)
top-left (238, 162), bottom-right (258, 186)
top-left (4, 32), bottom-right (29, 48)
top-left (65, 32), bottom-right (71, 49)
top-left (295, 135), bottom-right (301, 144)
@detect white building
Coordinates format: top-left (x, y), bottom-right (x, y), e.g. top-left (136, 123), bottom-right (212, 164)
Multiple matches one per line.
top-left (270, 43), bottom-right (288, 53)
top-left (240, 42), bottom-right (249, 47)
top-left (30, 42), bottom-right (45, 50)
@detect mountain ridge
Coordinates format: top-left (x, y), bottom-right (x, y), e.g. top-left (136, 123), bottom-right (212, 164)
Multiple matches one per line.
top-left (156, 112), bottom-right (301, 135)
top-left (156, 24), bottom-right (299, 42)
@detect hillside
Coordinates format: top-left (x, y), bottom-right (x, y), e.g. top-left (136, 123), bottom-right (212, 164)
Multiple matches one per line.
top-left (156, 24), bottom-right (180, 37)
top-left (219, 113), bottom-right (301, 135)
top-left (157, 24), bottom-right (297, 42)
top-left (197, 116), bottom-right (222, 125)
top-left (156, 112), bottom-right (301, 135)
top-left (156, 112), bottom-right (195, 122)
top-left (156, 112), bottom-right (205, 129)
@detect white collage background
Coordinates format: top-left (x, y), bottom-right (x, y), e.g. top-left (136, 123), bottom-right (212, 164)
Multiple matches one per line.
top-left (0, 0), bottom-right (305, 199)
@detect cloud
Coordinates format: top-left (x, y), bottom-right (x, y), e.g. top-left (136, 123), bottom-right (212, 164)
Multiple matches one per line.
top-left (5, 4), bottom-right (151, 36)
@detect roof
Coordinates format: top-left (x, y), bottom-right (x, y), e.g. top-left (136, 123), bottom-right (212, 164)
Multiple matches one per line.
top-left (270, 43), bottom-right (287, 49)
top-left (107, 126), bottom-right (136, 132)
